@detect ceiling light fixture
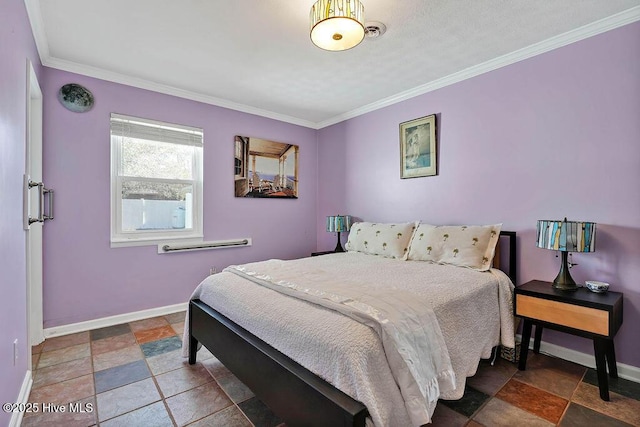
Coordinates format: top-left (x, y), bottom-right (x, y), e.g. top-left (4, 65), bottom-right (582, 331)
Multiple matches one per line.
top-left (310, 0), bottom-right (365, 51)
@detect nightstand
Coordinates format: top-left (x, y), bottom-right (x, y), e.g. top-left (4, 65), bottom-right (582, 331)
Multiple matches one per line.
top-left (311, 250), bottom-right (334, 256)
top-left (514, 280), bottom-right (623, 401)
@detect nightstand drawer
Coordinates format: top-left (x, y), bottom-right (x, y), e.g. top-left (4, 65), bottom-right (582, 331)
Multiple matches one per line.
top-left (516, 294), bottom-right (609, 335)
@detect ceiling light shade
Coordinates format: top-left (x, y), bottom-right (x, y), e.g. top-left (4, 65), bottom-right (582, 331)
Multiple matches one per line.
top-left (310, 0), bottom-right (365, 51)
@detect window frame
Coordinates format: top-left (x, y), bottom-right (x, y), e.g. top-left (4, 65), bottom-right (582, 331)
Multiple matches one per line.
top-left (234, 135), bottom-right (247, 179)
top-left (110, 113), bottom-right (204, 248)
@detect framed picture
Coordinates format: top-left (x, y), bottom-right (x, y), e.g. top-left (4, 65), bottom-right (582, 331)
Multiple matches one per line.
top-left (400, 114), bottom-right (437, 179)
top-left (234, 135), bottom-right (299, 198)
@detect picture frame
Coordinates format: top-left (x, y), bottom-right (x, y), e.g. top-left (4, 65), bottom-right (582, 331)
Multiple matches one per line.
top-left (234, 135), bottom-right (299, 198)
top-left (399, 114), bottom-right (437, 179)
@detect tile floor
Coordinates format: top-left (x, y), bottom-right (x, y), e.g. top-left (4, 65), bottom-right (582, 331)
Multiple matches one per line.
top-left (27, 312), bottom-right (640, 426)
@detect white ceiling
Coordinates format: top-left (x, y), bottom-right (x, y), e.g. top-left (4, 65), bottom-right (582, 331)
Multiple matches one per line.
top-left (25, 0), bottom-right (640, 129)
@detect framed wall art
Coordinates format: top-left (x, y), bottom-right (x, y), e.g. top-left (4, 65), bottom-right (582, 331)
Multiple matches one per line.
top-left (234, 135), bottom-right (299, 198)
top-left (400, 114), bottom-right (437, 179)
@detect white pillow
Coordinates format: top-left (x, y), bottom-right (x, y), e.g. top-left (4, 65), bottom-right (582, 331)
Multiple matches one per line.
top-left (408, 223), bottom-right (502, 271)
top-left (346, 222), bottom-right (418, 260)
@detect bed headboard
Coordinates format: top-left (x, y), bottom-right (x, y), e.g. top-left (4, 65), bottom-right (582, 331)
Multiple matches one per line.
top-left (493, 231), bottom-right (517, 284)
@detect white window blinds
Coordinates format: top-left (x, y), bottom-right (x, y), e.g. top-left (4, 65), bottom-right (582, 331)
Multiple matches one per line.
top-left (110, 113), bottom-right (203, 147)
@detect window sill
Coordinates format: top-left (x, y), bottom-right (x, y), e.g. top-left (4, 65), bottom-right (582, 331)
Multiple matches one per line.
top-left (110, 234), bottom-right (204, 249)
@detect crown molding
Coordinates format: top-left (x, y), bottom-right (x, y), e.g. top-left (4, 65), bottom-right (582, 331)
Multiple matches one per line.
top-left (316, 5), bottom-right (640, 129)
top-left (41, 56), bottom-right (318, 129)
top-left (23, 0), bottom-right (316, 128)
top-left (23, 0), bottom-right (49, 60)
top-left (25, 0), bottom-right (640, 130)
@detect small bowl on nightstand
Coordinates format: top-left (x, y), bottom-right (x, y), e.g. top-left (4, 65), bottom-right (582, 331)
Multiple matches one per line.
top-left (585, 281), bottom-right (610, 293)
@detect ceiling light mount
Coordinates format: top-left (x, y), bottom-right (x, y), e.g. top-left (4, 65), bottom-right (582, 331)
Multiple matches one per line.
top-left (310, 0), bottom-right (365, 51)
top-left (364, 21), bottom-right (386, 40)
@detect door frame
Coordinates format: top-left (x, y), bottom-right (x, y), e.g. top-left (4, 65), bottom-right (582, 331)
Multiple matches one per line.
top-left (25, 59), bottom-right (44, 351)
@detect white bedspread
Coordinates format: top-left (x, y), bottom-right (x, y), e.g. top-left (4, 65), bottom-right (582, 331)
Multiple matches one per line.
top-left (183, 252), bottom-right (515, 426)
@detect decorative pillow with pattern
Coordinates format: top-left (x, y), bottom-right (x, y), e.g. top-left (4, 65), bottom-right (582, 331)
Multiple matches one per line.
top-left (408, 223), bottom-right (502, 271)
top-left (345, 222), bottom-right (418, 259)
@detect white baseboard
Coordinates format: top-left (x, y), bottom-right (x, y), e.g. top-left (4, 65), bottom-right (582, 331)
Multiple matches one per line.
top-left (43, 302), bottom-right (188, 338)
top-left (9, 370), bottom-right (33, 427)
top-left (517, 334), bottom-right (640, 384)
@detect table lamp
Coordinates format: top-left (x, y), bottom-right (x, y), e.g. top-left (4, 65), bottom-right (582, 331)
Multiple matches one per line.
top-left (536, 218), bottom-right (596, 291)
top-left (326, 215), bottom-right (352, 252)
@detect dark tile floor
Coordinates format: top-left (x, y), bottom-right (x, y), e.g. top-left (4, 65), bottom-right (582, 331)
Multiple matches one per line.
top-left (27, 312), bottom-right (640, 426)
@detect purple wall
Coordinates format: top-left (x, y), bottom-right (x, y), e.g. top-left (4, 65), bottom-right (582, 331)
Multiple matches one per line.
top-left (0, 0), bottom-right (42, 422)
top-left (318, 22), bottom-right (640, 368)
top-left (2, 8), bottom-right (638, 418)
top-left (41, 70), bottom-right (318, 327)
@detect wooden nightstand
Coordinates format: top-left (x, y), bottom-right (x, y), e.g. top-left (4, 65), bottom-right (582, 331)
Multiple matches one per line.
top-left (514, 280), bottom-right (623, 401)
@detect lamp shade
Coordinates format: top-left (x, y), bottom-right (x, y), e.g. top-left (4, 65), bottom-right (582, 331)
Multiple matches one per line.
top-left (536, 219), bottom-right (596, 252)
top-left (326, 215), bottom-right (352, 232)
top-left (310, 0), bottom-right (365, 51)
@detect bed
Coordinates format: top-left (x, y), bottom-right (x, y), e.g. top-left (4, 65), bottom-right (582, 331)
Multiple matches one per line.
top-left (185, 224), bottom-right (517, 426)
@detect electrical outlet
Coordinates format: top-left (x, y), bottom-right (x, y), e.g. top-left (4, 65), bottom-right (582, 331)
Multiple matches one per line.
top-left (209, 267), bottom-right (217, 275)
top-left (13, 339), bottom-right (18, 365)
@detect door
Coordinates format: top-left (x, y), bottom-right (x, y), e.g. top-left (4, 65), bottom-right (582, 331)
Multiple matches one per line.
top-left (24, 60), bottom-right (45, 347)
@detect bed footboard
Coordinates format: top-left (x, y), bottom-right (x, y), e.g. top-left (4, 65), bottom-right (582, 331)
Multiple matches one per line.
top-left (189, 299), bottom-right (368, 427)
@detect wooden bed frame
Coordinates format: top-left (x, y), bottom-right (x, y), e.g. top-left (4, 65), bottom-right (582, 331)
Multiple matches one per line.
top-left (189, 231), bottom-right (517, 427)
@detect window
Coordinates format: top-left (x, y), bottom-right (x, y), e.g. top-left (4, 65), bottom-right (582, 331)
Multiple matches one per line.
top-left (234, 135), bottom-right (247, 178)
top-left (110, 113), bottom-right (203, 246)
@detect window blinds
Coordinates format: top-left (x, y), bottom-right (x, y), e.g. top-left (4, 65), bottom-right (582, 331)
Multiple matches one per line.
top-left (110, 113), bottom-right (203, 147)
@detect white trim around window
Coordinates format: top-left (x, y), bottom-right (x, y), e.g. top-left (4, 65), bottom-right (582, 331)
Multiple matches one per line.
top-left (110, 113), bottom-right (203, 247)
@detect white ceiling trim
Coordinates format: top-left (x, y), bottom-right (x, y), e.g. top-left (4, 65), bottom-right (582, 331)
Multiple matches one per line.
top-left (22, 0), bottom-right (316, 129)
top-left (317, 5), bottom-right (640, 129)
top-left (24, 1), bottom-right (640, 130)
top-left (23, 0), bottom-right (49, 59)
top-left (42, 56), bottom-right (318, 129)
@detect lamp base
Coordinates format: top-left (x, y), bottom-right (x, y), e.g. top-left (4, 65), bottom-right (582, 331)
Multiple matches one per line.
top-left (552, 281), bottom-right (579, 291)
top-left (334, 231), bottom-right (345, 253)
top-left (552, 251), bottom-right (578, 291)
